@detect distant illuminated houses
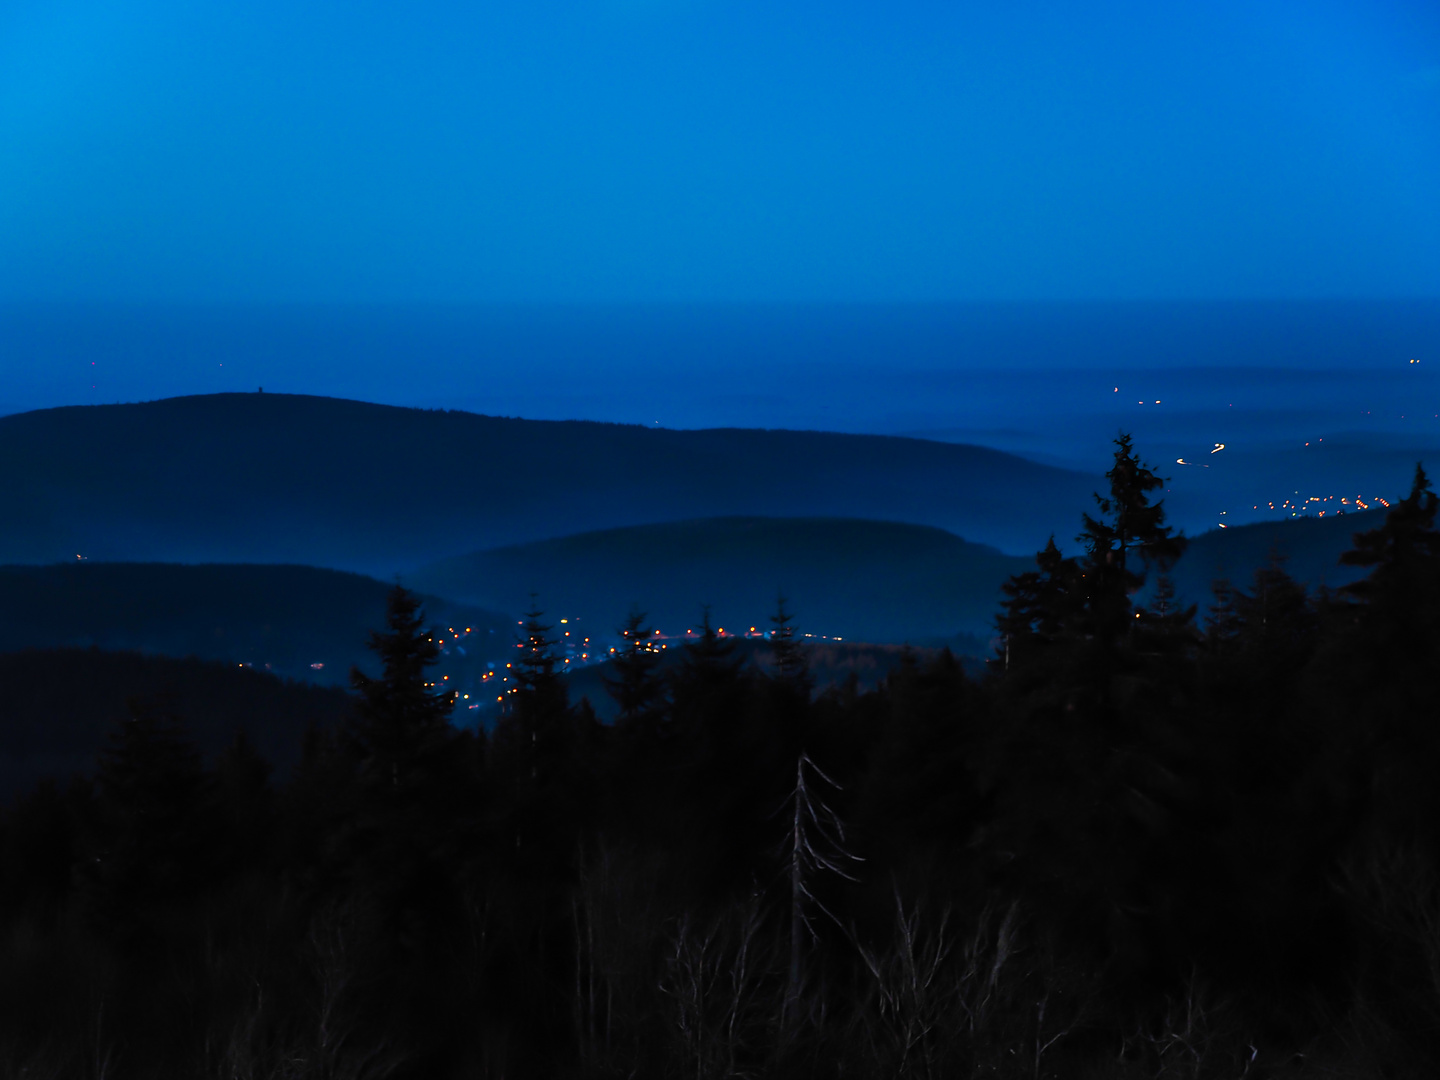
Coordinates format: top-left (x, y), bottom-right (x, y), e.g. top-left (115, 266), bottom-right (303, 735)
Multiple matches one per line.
top-left (1247, 494), bottom-right (1390, 518)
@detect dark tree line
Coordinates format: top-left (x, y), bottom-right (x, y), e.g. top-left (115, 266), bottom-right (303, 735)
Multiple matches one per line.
top-left (2, 436), bottom-right (1440, 1078)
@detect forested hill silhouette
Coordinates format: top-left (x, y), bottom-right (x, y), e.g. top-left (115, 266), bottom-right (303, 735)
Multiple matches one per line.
top-left (412, 517), bottom-right (1031, 643)
top-left (413, 511), bottom-right (1399, 647)
top-left (0, 563), bottom-right (510, 685)
top-left (0, 393), bottom-right (1095, 571)
top-left (0, 648), bottom-right (353, 800)
top-left (1164, 506), bottom-right (1385, 605)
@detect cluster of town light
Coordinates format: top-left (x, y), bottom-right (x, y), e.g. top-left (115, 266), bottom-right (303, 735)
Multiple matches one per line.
top-left (419, 611), bottom-right (858, 715)
top-left (1212, 494), bottom-right (1393, 528)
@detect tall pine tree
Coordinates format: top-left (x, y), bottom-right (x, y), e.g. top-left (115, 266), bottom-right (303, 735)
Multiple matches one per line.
top-left (1332, 464), bottom-right (1440, 844)
top-left (769, 593), bottom-right (809, 689)
top-left (988, 435), bottom-right (1194, 985)
top-left (1076, 431), bottom-right (1187, 649)
top-left (604, 607), bottom-right (667, 733)
top-left (84, 698), bottom-right (215, 936)
top-left (350, 584), bottom-right (457, 790)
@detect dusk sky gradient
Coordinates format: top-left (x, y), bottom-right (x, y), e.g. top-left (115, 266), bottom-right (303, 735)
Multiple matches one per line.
top-left (3, 0), bottom-right (1439, 303)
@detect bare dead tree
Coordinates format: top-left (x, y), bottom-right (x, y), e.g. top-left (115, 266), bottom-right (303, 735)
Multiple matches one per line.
top-left (781, 752), bottom-right (863, 1023)
top-left (852, 893), bottom-right (1089, 1080)
top-left (855, 889), bottom-right (955, 1080)
top-left (656, 894), bottom-right (769, 1080)
top-left (1109, 969), bottom-right (1260, 1080)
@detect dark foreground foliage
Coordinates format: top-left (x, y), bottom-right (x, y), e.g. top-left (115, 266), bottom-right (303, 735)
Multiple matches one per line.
top-left (0, 648), bottom-right (354, 799)
top-left (3, 439), bottom-right (1440, 1079)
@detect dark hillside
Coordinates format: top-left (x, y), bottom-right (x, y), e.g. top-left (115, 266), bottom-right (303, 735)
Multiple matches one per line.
top-left (411, 516), bottom-right (1032, 643)
top-left (1164, 509), bottom-right (1384, 607)
top-left (416, 512), bottom-right (1401, 651)
top-left (0, 393), bottom-right (1095, 571)
top-left (0, 562), bottom-right (511, 686)
top-left (0, 648), bottom-right (353, 800)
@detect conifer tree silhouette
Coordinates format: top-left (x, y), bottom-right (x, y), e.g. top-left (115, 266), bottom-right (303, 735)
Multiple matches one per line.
top-left (1337, 464), bottom-right (1440, 698)
top-left (1334, 464), bottom-right (1440, 841)
top-left (350, 585), bottom-right (456, 790)
top-left (1342, 463), bottom-right (1440, 638)
top-left (513, 595), bottom-right (565, 718)
top-left (679, 606), bottom-right (741, 681)
top-left (996, 437), bottom-right (1183, 680)
top-left (213, 729), bottom-right (274, 872)
top-left (602, 607), bottom-right (670, 845)
top-left (508, 595), bottom-right (574, 782)
top-left (988, 435), bottom-right (1194, 985)
top-left (1231, 559), bottom-right (1316, 661)
top-left (346, 583), bottom-right (471, 993)
top-left (86, 698), bottom-right (214, 932)
top-left (995, 536), bottom-right (1078, 674)
top-left (604, 607), bottom-right (667, 731)
top-left (672, 606), bottom-right (744, 743)
top-left (769, 593), bottom-right (809, 690)
top-left (1134, 574), bottom-right (1198, 655)
top-left (495, 594), bottom-right (597, 869)
top-left (670, 607), bottom-right (753, 890)
top-left (1203, 577), bottom-right (1243, 649)
top-left (1086, 433), bottom-right (1185, 572)
top-left (1076, 432), bottom-right (1186, 646)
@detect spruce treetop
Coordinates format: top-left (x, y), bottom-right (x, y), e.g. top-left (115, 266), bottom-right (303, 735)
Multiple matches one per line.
top-left (514, 594), bottom-right (561, 693)
top-left (769, 593), bottom-right (809, 688)
top-left (1340, 463), bottom-right (1440, 653)
top-left (1342, 463), bottom-right (1440, 586)
top-left (508, 594), bottom-right (570, 735)
top-left (605, 607), bottom-right (667, 726)
top-left (681, 606), bottom-right (741, 677)
top-left (1079, 432), bottom-right (1185, 578)
top-left (350, 585), bottom-right (456, 774)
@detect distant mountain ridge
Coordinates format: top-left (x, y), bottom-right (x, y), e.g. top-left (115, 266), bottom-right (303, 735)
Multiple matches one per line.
top-left (0, 393), bottom-right (1096, 572)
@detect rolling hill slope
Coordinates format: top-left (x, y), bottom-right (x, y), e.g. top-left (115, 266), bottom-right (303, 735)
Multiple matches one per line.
top-left (412, 517), bottom-right (1032, 643)
top-left (0, 393), bottom-right (1096, 572)
top-left (1163, 508), bottom-right (1383, 609)
top-left (0, 562), bottom-right (511, 687)
top-left (416, 507), bottom-right (1398, 649)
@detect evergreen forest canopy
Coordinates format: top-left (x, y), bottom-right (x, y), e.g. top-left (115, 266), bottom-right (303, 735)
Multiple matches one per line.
top-left (2, 434), bottom-right (1439, 1078)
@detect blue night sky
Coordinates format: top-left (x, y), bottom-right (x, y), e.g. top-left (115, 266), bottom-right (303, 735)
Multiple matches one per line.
top-left (2, 0), bottom-right (1439, 303)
